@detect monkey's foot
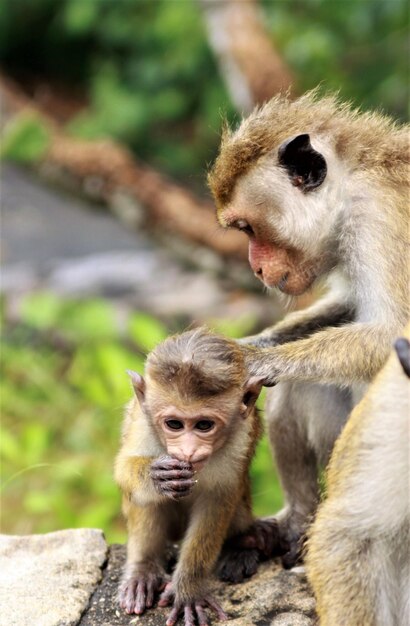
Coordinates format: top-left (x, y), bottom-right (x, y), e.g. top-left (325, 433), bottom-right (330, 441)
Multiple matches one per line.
top-left (119, 570), bottom-right (165, 615)
top-left (280, 533), bottom-right (305, 570)
top-left (158, 584), bottom-right (228, 626)
top-left (234, 519), bottom-right (284, 558)
top-left (232, 518), bottom-right (304, 568)
top-left (217, 547), bottom-right (259, 583)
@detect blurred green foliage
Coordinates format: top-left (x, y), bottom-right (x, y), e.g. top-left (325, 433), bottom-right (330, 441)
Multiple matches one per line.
top-left (263, 0), bottom-right (408, 118)
top-left (1, 294), bottom-right (282, 541)
top-left (0, 0), bottom-right (407, 179)
top-left (0, 114), bottom-right (51, 162)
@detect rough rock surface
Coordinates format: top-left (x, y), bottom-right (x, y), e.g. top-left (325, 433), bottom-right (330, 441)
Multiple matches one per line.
top-left (0, 530), bottom-right (316, 626)
top-left (0, 529), bottom-right (107, 626)
top-left (80, 545), bottom-right (316, 626)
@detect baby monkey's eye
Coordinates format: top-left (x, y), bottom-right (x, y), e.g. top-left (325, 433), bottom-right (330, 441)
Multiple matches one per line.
top-left (165, 419), bottom-right (184, 430)
top-left (195, 420), bottom-right (215, 432)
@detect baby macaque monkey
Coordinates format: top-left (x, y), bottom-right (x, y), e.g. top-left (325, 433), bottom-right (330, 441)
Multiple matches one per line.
top-left (306, 322), bottom-right (410, 626)
top-left (114, 328), bottom-right (265, 626)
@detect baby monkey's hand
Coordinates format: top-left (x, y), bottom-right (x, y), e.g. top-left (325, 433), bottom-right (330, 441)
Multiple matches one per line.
top-left (150, 455), bottom-right (196, 500)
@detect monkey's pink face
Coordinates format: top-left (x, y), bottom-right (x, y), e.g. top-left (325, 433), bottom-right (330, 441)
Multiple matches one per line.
top-left (247, 237), bottom-right (317, 295)
top-left (222, 211), bottom-right (317, 295)
top-left (154, 409), bottom-right (229, 471)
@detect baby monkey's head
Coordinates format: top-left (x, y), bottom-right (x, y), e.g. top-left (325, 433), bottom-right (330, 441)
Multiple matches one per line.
top-left (128, 327), bottom-right (263, 470)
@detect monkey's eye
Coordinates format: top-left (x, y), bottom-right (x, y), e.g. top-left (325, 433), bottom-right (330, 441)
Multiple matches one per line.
top-left (233, 220), bottom-right (254, 236)
top-left (195, 420), bottom-right (215, 432)
top-left (165, 419), bottom-right (184, 430)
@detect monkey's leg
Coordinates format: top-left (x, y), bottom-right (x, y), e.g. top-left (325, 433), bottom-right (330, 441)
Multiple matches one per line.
top-left (158, 493), bottom-right (238, 625)
top-left (119, 500), bottom-right (171, 615)
top-left (266, 381), bottom-right (351, 568)
top-left (217, 489), bottom-right (262, 583)
top-left (307, 507), bottom-right (379, 626)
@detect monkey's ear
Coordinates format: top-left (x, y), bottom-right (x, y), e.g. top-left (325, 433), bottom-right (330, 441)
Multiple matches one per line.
top-left (278, 133), bottom-right (327, 191)
top-left (394, 338), bottom-right (410, 378)
top-left (126, 369), bottom-right (146, 404)
top-left (240, 376), bottom-right (265, 418)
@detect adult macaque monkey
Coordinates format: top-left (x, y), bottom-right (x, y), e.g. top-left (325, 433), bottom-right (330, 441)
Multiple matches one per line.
top-left (114, 328), bottom-right (266, 626)
top-left (208, 90), bottom-right (409, 566)
top-left (306, 323), bottom-right (410, 626)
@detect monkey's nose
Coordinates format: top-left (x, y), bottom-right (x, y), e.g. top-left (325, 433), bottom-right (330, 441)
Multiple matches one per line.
top-left (255, 267), bottom-right (263, 279)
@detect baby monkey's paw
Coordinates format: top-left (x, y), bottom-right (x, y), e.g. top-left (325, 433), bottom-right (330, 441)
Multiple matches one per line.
top-left (158, 583), bottom-right (228, 626)
top-left (151, 455), bottom-right (196, 500)
top-left (119, 568), bottom-right (166, 615)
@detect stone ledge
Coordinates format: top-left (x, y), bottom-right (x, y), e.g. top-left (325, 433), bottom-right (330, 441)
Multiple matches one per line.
top-left (0, 530), bottom-right (316, 626)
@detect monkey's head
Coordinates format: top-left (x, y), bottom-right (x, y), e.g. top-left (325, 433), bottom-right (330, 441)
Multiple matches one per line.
top-left (208, 93), bottom-right (346, 295)
top-left (128, 328), bottom-right (263, 471)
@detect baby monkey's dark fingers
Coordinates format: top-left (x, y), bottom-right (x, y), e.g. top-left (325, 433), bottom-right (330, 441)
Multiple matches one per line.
top-left (150, 468), bottom-right (194, 481)
top-left (162, 479), bottom-right (196, 492)
top-left (152, 455), bottom-right (192, 471)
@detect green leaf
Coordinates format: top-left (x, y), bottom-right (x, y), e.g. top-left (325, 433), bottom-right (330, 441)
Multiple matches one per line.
top-left (62, 0), bottom-right (98, 35)
top-left (208, 316), bottom-right (257, 339)
top-left (20, 292), bottom-right (62, 330)
top-left (1, 114), bottom-right (50, 163)
top-left (128, 312), bottom-right (168, 353)
top-left (58, 299), bottom-right (118, 340)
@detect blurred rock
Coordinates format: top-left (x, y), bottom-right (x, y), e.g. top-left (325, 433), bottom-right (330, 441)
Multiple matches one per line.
top-left (1, 163), bottom-right (279, 327)
top-left (0, 530), bottom-right (316, 626)
top-left (81, 544), bottom-right (316, 626)
top-left (0, 529), bottom-right (107, 626)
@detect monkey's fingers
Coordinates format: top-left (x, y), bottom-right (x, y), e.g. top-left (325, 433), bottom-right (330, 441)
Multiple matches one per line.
top-left (152, 456), bottom-right (193, 471)
top-left (158, 582), bottom-right (174, 607)
top-left (218, 548), bottom-right (259, 583)
top-left (195, 603), bottom-right (209, 626)
top-left (135, 580), bottom-right (147, 614)
top-left (184, 605), bottom-right (196, 626)
top-left (161, 480), bottom-right (196, 499)
top-left (165, 605), bottom-right (180, 626)
top-left (204, 596), bottom-right (228, 621)
top-left (119, 580), bottom-right (138, 614)
top-left (151, 468), bottom-right (194, 481)
top-left (236, 519), bottom-right (280, 557)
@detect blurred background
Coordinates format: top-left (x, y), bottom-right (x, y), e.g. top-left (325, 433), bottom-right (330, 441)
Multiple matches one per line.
top-left (1, 0), bottom-right (408, 543)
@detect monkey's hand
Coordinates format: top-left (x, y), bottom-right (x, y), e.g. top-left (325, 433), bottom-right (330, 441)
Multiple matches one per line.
top-left (150, 456), bottom-right (196, 500)
top-left (119, 566), bottom-right (166, 615)
top-left (158, 583), bottom-right (228, 626)
top-left (237, 331), bottom-right (280, 348)
top-left (241, 346), bottom-right (281, 387)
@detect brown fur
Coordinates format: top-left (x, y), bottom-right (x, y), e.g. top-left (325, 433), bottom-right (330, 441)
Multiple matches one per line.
top-left (147, 328), bottom-right (246, 398)
top-left (208, 89), bottom-right (409, 210)
top-left (306, 322), bottom-right (410, 626)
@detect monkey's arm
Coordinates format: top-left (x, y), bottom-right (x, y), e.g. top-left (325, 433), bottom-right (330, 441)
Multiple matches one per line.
top-left (114, 453), bottom-right (162, 506)
top-left (246, 322), bottom-right (394, 386)
top-left (158, 488), bottom-right (239, 624)
top-left (242, 298), bottom-right (354, 347)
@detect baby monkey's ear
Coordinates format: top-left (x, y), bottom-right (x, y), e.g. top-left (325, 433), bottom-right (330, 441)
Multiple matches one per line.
top-left (126, 370), bottom-right (146, 405)
top-left (240, 376), bottom-right (265, 418)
